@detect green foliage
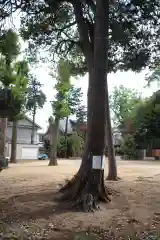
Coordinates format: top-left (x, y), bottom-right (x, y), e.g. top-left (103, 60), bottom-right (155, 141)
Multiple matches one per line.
top-left (0, 88), bottom-right (22, 118)
top-left (132, 92), bottom-right (160, 145)
top-left (145, 67), bottom-right (160, 87)
top-left (57, 133), bottom-right (84, 158)
top-left (68, 132), bottom-right (84, 157)
top-left (57, 136), bottom-right (67, 158)
top-left (52, 59), bottom-right (71, 119)
top-left (68, 86), bottom-right (83, 116)
top-left (15, 0), bottom-right (160, 73)
top-left (0, 29), bottom-right (20, 65)
top-left (76, 105), bottom-right (87, 124)
top-left (110, 85), bottom-right (142, 127)
top-left (0, 30), bottom-right (29, 118)
top-left (120, 134), bottom-right (137, 157)
top-left (26, 75), bottom-right (46, 113)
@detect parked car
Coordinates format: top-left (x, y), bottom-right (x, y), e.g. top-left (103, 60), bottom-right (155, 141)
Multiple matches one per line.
top-left (38, 154), bottom-right (48, 160)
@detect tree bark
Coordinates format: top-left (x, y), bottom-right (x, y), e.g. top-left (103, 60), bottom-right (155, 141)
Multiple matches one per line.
top-left (59, 0), bottom-right (111, 211)
top-left (48, 117), bottom-right (59, 166)
top-left (64, 116), bottom-right (68, 158)
top-left (10, 119), bottom-right (17, 163)
top-left (0, 118), bottom-right (7, 170)
top-left (31, 104), bottom-right (36, 144)
top-left (105, 81), bottom-right (118, 180)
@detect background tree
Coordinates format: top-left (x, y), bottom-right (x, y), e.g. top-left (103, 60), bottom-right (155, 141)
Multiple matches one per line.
top-left (118, 91), bottom-right (160, 160)
top-left (26, 76), bottom-right (46, 144)
top-left (1, 0), bottom-right (160, 207)
top-left (49, 59), bottom-right (71, 166)
top-left (76, 105), bottom-right (87, 125)
top-left (68, 86), bottom-right (83, 116)
top-left (10, 60), bottom-right (29, 163)
top-left (110, 85), bottom-right (141, 128)
top-left (64, 86), bottom-right (83, 156)
top-left (145, 67), bottom-right (160, 87)
top-left (0, 29), bottom-right (26, 168)
top-left (75, 105), bottom-right (87, 140)
top-left (132, 91), bottom-right (160, 149)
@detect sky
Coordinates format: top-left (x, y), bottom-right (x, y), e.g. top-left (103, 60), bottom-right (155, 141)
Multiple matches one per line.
top-left (34, 68), bottom-right (158, 133)
top-left (4, 13), bottom-right (159, 133)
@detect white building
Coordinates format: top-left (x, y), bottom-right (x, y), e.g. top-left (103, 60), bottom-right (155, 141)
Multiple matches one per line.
top-left (6, 116), bottom-right (41, 160)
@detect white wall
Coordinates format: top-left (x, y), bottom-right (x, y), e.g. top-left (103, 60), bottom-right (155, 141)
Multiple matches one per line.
top-left (7, 143), bottom-right (39, 160)
top-left (6, 126), bottom-right (39, 144)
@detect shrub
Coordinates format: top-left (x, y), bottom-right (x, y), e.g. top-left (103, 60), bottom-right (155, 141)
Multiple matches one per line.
top-left (57, 135), bottom-right (67, 158)
top-left (120, 134), bottom-right (145, 160)
top-left (44, 132), bottom-right (84, 158)
top-left (120, 134), bottom-right (137, 159)
top-left (67, 132), bottom-right (84, 157)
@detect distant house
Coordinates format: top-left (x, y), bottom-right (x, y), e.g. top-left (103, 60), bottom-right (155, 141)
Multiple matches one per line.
top-left (5, 116), bottom-right (42, 160)
top-left (112, 128), bottom-right (122, 146)
top-left (44, 117), bottom-right (75, 141)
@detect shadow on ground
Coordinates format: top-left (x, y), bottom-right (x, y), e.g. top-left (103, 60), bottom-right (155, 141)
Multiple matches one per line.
top-left (0, 189), bottom-right (73, 223)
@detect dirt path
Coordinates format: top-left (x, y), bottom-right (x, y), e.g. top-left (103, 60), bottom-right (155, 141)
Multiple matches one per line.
top-left (0, 159), bottom-right (160, 239)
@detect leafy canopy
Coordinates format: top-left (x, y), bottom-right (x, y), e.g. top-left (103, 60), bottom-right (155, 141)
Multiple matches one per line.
top-left (52, 59), bottom-right (71, 119)
top-left (0, 29), bottom-right (29, 118)
top-left (68, 85), bottom-right (83, 115)
top-left (109, 85), bottom-right (141, 127)
top-left (17, 0), bottom-right (160, 73)
top-left (26, 75), bottom-right (46, 113)
top-left (145, 67), bottom-right (160, 87)
top-left (0, 1), bottom-right (159, 73)
top-left (131, 91), bottom-right (160, 145)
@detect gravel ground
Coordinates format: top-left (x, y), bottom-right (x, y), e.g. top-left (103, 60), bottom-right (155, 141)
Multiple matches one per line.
top-left (0, 159), bottom-right (160, 239)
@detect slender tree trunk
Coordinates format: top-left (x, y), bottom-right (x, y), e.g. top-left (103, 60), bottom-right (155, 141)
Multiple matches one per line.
top-left (59, 0), bottom-right (111, 211)
top-left (10, 119), bottom-right (18, 163)
top-left (105, 80), bottom-right (118, 180)
top-left (0, 118), bottom-right (7, 170)
top-left (48, 118), bottom-right (59, 166)
top-left (31, 105), bottom-right (36, 144)
top-left (64, 116), bottom-right (68, 158)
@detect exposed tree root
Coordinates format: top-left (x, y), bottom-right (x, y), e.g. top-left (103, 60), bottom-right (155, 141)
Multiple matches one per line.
top-left (106, 174), bottom-right (121, 181)
top-left (48, 160), bottom-right (58, 166)
top-left (59, 167), bottom-right (111, 212)
top-left (59, 171), bottom-right (81, 193)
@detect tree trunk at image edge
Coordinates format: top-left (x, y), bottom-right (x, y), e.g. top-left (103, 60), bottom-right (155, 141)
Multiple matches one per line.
top-left (48, 118), bottom-right (59, 166)
top-left (10, 119), bottom-right (18, 163)
top-left (0, 118), bottom-right (7, 170)
top-left (59, 0), bottom-right (111, 211)
top-left (31, 105), bottom-right (36, 144)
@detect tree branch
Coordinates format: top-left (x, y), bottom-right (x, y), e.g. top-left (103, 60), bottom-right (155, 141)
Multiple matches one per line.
top-left (0, 0), bottom-right (24, 20)
top-left (72, 0), bottom-right (93, 66)
top-left (56, 21), bottom-right (77, 38)
top-left (54, 39), bottom-right (79, 56)
top-left (83, 0), bottom-right (96, 13)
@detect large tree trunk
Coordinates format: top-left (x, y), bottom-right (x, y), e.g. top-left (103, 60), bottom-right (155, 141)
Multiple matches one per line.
top-left (31, 105), bottom-right (36, 144)
top-left (10, 119), bottom-right (17, 163)
top-left (0, 118), bottom-right (7, 171)
top-left (48, 118), bottom-right (59, 166)
top-left (59, 0), bottom-right (111, 211)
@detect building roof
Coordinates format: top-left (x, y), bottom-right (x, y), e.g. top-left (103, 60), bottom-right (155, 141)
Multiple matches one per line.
top-left (44, 117), bottom-right (74, 137)
top-left (25, 116), bottom-right (42, 129)
top-left (7, 115), bottom-right (42, 130)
